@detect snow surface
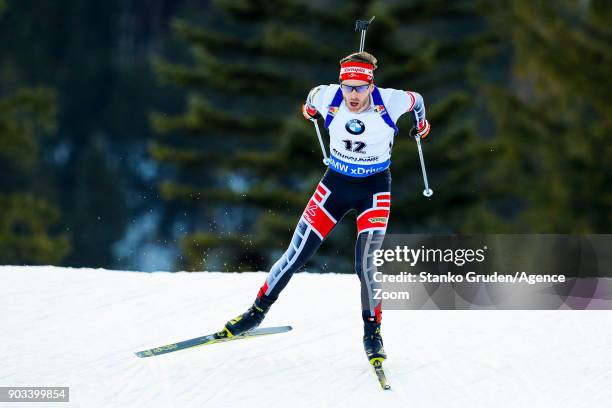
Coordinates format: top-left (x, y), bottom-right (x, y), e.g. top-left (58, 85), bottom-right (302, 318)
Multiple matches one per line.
top-left (1, 265), bottom-right (611, 408)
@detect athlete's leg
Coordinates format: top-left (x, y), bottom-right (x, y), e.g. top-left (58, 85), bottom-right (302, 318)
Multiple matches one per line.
top-left (220, 173), bottom-right (350, 337)
top-left (355, 191), bottom-right (391, 323)
top-left (355, 190), bottom-right (391, 361)
top-left (257, 179), bottom-right (346, 303)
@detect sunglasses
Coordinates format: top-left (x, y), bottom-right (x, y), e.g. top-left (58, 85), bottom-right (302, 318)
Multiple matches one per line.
top-left (340, 83), bottom-right (371, 93)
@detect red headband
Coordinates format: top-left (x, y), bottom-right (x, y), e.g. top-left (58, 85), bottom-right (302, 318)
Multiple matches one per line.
top-left (339, 61), bottom-right (374, 82)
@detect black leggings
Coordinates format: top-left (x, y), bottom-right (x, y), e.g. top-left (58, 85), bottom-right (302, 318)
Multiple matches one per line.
top-left (255, 169), bottom-right (391, 323)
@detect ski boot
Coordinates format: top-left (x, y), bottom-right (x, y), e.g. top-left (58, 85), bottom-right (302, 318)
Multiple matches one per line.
top-left (215, 297), bottom-right (272, 339)
top-left (363, 319), bottom-right (387, 365)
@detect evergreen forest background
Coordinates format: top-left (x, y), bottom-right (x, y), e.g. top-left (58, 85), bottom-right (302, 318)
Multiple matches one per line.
top-left (1, 0), bottom-right (610, 272)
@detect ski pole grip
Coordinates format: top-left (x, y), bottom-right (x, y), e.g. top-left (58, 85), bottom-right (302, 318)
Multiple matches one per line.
top-left (355, 16), bottom-right (375, 32)
top-left (409, 127), bottom-right (419, 139)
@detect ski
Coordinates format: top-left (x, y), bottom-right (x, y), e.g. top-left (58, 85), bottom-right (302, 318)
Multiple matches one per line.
top-left (371, 359), bottom-right (391, 390)
top-left (134, 326), bottom-right (292, 358)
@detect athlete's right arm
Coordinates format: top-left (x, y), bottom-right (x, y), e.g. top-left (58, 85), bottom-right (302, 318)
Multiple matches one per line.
top-left (302, 85), bottom-right (327, 121)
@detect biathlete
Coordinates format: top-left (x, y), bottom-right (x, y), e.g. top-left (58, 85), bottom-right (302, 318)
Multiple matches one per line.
top-left (216, 51), bottom-right (430, 364)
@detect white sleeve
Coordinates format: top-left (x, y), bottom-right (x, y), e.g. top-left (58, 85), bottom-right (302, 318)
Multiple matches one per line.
top-left (385, 89), bottom-right (426, 127)
top-left (305, 85), bottom-right (329, 114)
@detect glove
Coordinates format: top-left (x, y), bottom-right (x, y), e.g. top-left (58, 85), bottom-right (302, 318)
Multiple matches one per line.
top-left (415, 119), bottom-right (431, 139)
top-left (302, 103), bottom-right (321, 122)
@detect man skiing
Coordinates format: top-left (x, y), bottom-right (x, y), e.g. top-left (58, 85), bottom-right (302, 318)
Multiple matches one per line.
top-left (216, 51), bottom-right (430, 365)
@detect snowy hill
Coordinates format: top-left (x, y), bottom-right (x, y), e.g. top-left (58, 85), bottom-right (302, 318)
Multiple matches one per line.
top-left (1, 266), bottom-right (611, 408)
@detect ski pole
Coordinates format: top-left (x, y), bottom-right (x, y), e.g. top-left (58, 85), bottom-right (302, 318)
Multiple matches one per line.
top-left (355, 16), bottom-right (376, 53)
top-left (411, 127), bottom-right (433, 197)
top-left (313, 121), bottom-right (330, 166)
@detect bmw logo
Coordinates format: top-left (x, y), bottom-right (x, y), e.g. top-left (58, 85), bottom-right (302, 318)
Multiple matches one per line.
top-left (345, 119), bottom-right (365, 135)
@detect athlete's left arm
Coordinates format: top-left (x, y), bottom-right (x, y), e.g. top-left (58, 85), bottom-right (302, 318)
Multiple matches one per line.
top-left (387, 90), bottom-right (431, 139)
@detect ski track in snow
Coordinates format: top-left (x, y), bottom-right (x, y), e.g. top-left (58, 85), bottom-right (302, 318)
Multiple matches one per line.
top-left (1, 265), bottom-right (611, 408)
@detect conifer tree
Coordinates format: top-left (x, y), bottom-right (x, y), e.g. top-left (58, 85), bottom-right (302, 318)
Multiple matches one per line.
top-left (477, 0), bottom-right (612, 232)
top-left (0, 73), bottom-right (70, 263)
